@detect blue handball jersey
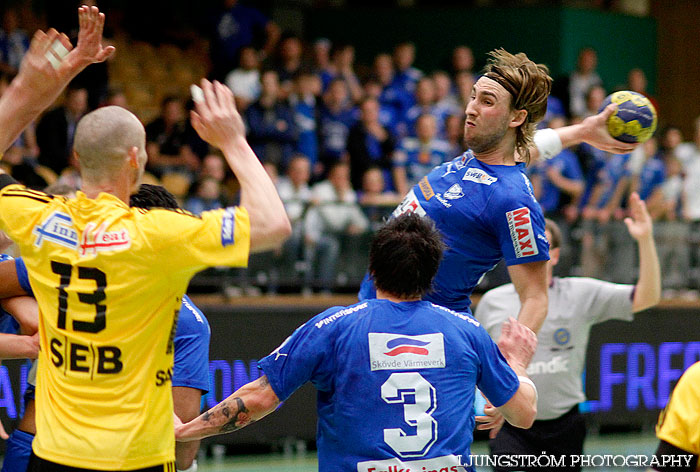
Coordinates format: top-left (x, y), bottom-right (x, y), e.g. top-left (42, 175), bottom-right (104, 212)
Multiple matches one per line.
top-left (258, 299), bottom-right (519, 472)
top-left (0, 254), bottom-right (20, 334)
top-left (360, 151), bottom-right (550, 312)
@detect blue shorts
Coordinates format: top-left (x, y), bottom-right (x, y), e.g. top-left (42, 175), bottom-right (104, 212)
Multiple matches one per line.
top-left (173, 295), bottom-right (211, 393)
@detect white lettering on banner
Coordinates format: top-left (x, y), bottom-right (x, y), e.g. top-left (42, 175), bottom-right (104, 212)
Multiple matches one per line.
top-left (527, 355), bottom-right (570, 375)
top-left (506, 207), bottom-right (538, 258)
top-left (369, 333), bottom-right (445, 371)
top-left (357, 454), bottom-right (462, 472)
top-left (462, 168), bottom-right (498, 185)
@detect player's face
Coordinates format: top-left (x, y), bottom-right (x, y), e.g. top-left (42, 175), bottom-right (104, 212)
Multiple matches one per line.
top-left (463, 77), bottom-right (512, 153)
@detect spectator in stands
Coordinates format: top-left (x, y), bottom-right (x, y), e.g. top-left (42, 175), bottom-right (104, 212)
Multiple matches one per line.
top-left (529, 116), bottom-right (585, 219)
top-left (208, 0), bottom-right (280, 81)
top-left (276, 154), bottom-right (312, 282)
top-left (455, 70), bottom-right (476, 112)
top-left (392, 114), bottom-right (452, 196)
top-left (652, 155), bottom-right (690, 296)
top-left (320, 43), bottom-right (362, 103)
top-left (244, 69), bottom-right (297, 171)
top-left (200, 153), bottom-right (227, 183)
top-left (679, 116), bottom-right (700, 291)
top-left (225, 46), bottom-right (261, 112)
top-left (0, 8), bottom-right (29, 73)
top-left (404, 76), bottom-right (447, 138)
top-left (374, 52), bottom-right (412, 122)
top-left (358, 167), bottom-right (401, 231)
top-left (102, 87), bottom-right (129, 109)
top-left (290, 71), bottom-right (320, 173)
top-left (451, 45), bottom-right (475, 78)
top-left (580, 149), bottom-right (634, 282)
top-left (569, 47), bottom-right (603, 119)
top-left (145, 95), bottom-right (200, 179)
top-left (318, 78), bottom-right (357, 174)
top-left (36, 84), bottom-right (88, 176)
top-left (632, 136), bottom-right (665, 203)
top-left (445, 114), bottom-right (465, 157)
top-left (579, 84), bottom-right (606, 121)
top-left (347, 97), bottom-right (396, 191)
top-left (432, 70), bottom-right (461, 118)
top-left (660, 125), bottom-right (683, 159)
top-left (627, 67), bottom-right (659, 113)
top-left (304, 162), bottom-right (368, 294)
top-left (312, 38), bottom-right (331, 75)
top-left (392, 42), bottom-right (423, 95)
top-left (363, 77), bottom-right (401, 138)
top-left (274, 34), bottom-right (304, 97)
top-left (185, 176), bottom-right (225, 215)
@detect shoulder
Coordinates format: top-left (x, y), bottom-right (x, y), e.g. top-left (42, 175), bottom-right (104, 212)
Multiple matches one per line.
top-left (309, 300), bottom-right (372, 331)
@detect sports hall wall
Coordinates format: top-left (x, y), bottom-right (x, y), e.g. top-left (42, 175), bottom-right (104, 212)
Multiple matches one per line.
top-left (0, 303), bottom-right (696, 450)
top-left (305, 6), bottom-right (657, 95)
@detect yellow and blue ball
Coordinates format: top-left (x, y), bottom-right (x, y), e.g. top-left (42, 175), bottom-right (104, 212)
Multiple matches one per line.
top-left (599, 90), bottom-right (657, 143)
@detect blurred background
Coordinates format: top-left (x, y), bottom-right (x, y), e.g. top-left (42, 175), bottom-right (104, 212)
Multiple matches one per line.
top-left (0, 0), bottom-right (698, 469)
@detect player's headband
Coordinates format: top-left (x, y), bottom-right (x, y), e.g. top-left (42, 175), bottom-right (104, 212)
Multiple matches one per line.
top-left (484, 70), bottom-right (521, 108)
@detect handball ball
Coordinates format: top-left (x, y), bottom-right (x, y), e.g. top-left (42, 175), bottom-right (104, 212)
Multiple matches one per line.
top-left (599, 91), bottom-right (657, 143)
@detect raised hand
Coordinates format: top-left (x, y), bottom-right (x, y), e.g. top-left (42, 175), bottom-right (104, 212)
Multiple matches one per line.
top-left (497, 317), bottom-right (538, 371)
top-left (190, 80), bottom-right (246, 152)
top-left (578, 104), bottom-right (637, 154)
top-left (64, 5), bottom-right (115, 70)
top-left (624, 192), bottom-right (653, 241)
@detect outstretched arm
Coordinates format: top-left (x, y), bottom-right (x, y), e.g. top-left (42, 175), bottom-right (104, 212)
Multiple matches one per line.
top-left (506, 260), bottom-right (548, 335)
top-left (176, 376), bottom-right (280, 442)
top-left (532, 104), bottom-right (637, 161)
top-left (625, 192), bottom-right (662, 312)
top-left (0, 6), bottom-right (114, 155)
top-left (190, 80), bottom-right (291, 252)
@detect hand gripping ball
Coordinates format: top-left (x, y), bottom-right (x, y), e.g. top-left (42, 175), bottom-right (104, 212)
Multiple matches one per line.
top-left (600, 90), bottom-right (657, 143)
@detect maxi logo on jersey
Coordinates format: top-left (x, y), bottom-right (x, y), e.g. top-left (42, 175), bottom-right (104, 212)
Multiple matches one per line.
top-left (33, 211), bottom-right (79, 250)
top-left (506, 207), bottom-right (539, 258)
top-left (369, 333), bottom-right (445, 371)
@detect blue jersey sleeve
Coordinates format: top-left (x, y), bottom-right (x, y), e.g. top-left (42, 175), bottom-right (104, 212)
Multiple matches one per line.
top-left (14, 257), bottom-right (33, 296)
top-left (472, 326), bottom-right (520, 408)
top-left (490, 180), bottom-right (549, 266)
top-left (258, 308), bottom-right (339, 402)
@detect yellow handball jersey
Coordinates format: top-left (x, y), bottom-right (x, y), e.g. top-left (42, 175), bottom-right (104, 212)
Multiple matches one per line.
top-left (656, 361), bottom-right (700, 463)
top-left (0, 176), bottom-right (250, 470)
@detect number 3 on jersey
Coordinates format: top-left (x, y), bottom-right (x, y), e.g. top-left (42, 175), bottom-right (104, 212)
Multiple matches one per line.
top-left (381, 372), bottom-right (437, 458)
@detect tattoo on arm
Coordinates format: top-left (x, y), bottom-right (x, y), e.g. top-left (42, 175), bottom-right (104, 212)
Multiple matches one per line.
top-left (220, 397), bottom-right (252, 433)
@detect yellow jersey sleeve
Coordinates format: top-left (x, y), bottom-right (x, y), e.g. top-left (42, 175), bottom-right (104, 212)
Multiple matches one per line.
top-left (0, 180), bottom-right (57, 242)
top-left (656, 361), bottom-right (700, 455)
top-left (136, 206), bottom-right (250, 274)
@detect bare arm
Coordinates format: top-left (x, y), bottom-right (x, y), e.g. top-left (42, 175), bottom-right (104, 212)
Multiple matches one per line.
top-left (1, 296), bottom-right (38, 335)
top-left (624, 192), bottom-right (662, 312)
top-left (493, 318), bottom-right (537, 428)
top-left (190, 81), bottom-right (291, 252)
top-left (0, 332), bottom-right (39, 359)
top-left (176, 376), bottom-right (280, 442)
top-left (506, 260), bottom-right (548, 334)
top-left (0, 260), bottom-right (27, 298)
top-left (0, 6), bottom-right (114, 155)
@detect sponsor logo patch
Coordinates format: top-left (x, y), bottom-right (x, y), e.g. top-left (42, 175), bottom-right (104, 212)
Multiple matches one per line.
top-left (369, 333), bottom-right (445, 371)
top-left (554, 328), bottom-right (570, 345)
top-left (463, 168), bottom-right (498, 185)
top-left (418, 177), bottom-right (434, 200)
top-left (392, 190), bottom-right (427, 218)
top-left (444, 183), bottom-right (464, 200)
top-left (221, 207), bottom-right (235, 247)
top-left (79, 222), bottom-right (131, 256)
top-left (33, 211), bottom-right (78, 249)
top-left (357, 454), bottom-right (462, 472)
top-left (506, 207), bottom-right (539, 258)
top-left (314, 302), bottom-right (368, 328)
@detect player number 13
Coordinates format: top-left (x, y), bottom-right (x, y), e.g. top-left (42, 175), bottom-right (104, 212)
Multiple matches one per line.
top-left (51, 261), bottom-right (107, 333)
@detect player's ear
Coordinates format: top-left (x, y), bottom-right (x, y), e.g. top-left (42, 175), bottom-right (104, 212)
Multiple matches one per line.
top-left (549, 247), bottom-right (561, 266)
top-left (127, 146), bottom-right (140, 169)
top-left (510, 109), bottom-right (527, 128)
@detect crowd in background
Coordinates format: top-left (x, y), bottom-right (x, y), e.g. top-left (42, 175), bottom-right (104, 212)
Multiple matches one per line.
top-left (1, 1), bottom-right (699, 297)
